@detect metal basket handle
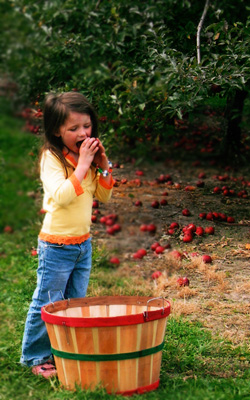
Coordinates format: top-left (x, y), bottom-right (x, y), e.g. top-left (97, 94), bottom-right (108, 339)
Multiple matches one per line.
top-left (144, 297), bottom-right (168, 319)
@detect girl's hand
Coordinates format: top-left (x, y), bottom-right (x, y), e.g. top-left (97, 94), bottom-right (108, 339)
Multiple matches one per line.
top-left (93, 139), bottom-right (109, 170)
top-left (78, 137), bottom-right (99, 169)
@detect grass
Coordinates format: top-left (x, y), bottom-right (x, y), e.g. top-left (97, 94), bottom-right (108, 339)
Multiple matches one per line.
top-left (0, 99), bottom-right (250, 400)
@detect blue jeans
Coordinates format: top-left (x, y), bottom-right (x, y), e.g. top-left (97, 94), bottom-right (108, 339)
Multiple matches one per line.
top-left (20, 238), bottom-right (92, 367)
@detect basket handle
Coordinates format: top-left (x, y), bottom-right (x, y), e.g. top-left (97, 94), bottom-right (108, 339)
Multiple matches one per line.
top-left (48, 289), bottom-right (65, 306)
top-left (144, 297), bottom-right (168, 320)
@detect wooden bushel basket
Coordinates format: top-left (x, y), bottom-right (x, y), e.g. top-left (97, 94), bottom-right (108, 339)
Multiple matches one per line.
top-left (41, 295), bottom-right (170, 396)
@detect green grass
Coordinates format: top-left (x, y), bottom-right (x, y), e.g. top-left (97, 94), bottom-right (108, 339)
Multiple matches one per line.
top-left (0, 101), bottom-right (250, 400)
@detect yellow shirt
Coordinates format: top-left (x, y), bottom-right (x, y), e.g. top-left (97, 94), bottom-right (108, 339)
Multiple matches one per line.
top-left (38, 150), bottom-right (114, 245)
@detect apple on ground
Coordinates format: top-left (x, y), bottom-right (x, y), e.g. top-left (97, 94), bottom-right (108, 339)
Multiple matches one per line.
top-left (202, 255), bottom-right (212, 263)
top-left (4, 225), bottom-right (13, 233)
top-left (151, 200), bottom-right (159, 208)
top-left (92, 200), bottom-right (99, 208)
top-left (205, 226), bottom-right (215, 235)
top-left (109, 257), bottom-right (120, 266)
top-left (182, 208), bottom-right (190, 216)
top-left (151, 271), bottom-right (162, 280)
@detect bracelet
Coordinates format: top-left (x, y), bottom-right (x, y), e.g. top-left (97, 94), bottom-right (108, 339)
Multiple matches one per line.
top-left (97, 161), bottom-right (112, 177)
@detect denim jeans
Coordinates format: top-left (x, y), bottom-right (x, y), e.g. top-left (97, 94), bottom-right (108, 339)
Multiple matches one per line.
top-left (20, 238), bottom-right (92, 367)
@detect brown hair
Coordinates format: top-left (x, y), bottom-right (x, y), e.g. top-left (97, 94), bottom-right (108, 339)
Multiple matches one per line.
top-left (41, 91), bottom-right (99, 177)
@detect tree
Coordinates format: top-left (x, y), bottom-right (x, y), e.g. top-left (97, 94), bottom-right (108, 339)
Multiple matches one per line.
top-left (1, 0), bottom-right (249, 160)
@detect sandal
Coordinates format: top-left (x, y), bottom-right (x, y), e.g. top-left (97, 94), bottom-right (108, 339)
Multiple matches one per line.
top-left (32, 361), bottom-right (57, 379)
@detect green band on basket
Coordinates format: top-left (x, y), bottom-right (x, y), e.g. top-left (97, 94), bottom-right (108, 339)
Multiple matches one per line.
top-left (51, 341), bottom-right (164, 362)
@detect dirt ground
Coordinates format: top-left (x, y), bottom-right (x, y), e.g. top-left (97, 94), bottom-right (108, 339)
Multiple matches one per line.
top-left (92, 130), bottom-right (250, 346)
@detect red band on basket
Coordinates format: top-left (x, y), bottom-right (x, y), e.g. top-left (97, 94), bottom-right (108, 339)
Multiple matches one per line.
top-left (116, 379), bottom-right (160, 396)
top-left (41, 305), bottom-right (170, 327)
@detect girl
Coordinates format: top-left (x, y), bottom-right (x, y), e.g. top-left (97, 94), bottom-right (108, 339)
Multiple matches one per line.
top-left (20, 91), bottom-right (114, 378)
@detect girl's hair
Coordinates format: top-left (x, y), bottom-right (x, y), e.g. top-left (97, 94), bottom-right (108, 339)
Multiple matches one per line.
top-left (41, 91), bottom-right (99, 176)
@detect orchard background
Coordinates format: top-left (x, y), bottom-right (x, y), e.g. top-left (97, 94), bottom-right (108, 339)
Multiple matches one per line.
top-left (0, 1), bottom-right (250, 399)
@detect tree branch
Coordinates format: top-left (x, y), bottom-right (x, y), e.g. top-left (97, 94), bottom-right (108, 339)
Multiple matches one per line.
top-left (197, 0), bottom-right (210, 64)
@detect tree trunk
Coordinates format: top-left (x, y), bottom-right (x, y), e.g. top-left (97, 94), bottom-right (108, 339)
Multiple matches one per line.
top-left (223, 89), bottom-right (247, 161)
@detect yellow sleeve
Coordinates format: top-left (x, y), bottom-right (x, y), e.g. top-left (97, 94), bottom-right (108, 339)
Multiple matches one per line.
top-left (94, 173), bottom-right (115, 203)
top-left (40, 151), bottom-right (84, 206)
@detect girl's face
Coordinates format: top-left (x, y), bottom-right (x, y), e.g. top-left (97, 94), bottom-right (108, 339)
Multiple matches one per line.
top-left (56, 111), bottom-right (92, 154)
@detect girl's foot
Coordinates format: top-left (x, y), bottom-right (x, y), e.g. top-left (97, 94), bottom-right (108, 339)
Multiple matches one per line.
top-left (32, 361), bottom-right (57, 379)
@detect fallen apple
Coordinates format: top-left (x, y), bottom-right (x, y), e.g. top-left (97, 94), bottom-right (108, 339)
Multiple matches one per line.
top-left (155, 246), bottom-right (165, 254)
top-left (205, 226), bottom-right (214, 235)
top-left (109, 257), bottom-right (120, 265)
top-left (182, 208), bottom-right (190, 216)
top-left (202, 254), bottom-right (212, 263)
top-left (151, 271), bottom-right (162, 280)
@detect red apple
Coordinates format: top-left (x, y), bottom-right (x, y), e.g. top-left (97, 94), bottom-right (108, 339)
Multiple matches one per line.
top-left (135, 170), bottom-right (144, 176)
top-left (137, 248), bottom-right (147, 257)
top-left (140, 224), bottom-right (148, 232)
top-left (155, 246), bottom-right (165, 254)
top-left (39, 208), bottom-right (47, 214)
top-left (106, 227), bottom-right (115, 235)
top-left (213, 187), bottom-right (221, 194)
top-left (170, 222), bottom-right (179, 229)
top-left (205, 226), bottom-right (214, 235)
top-left (151, 242), bottom-right (160, 251)
top-left (112, 224), bottom-right (121, 232)
top-left (182, 277), bottom-right (190, 286)
top-left (195, 226), bottom-right (204, 236)
top-left (160, 199), bottom-right (168, 206)
top-left (4, 225), bottom-right (13, 233)
top-left (182, 208), bottom-right (190, 216)
top-left (92, 200), bottom-right (99, 208)
top-left (206, 212), bottom-right (213, 221)
top-left (151, 271), bottom-right (162, 280)
top-left (91, 215), bottom-right (97, 223)
top-left (183, 234), bottom-right (193, 243)
top-left (202, 255), bottom-right (212, 263)
top-left (177, 277), bottom-right (184, 286)
top-left (167, 229), bottom-right (175, 235)
top-left (187, 223), bottom-right (196, 232)
top-left (31, 249), bottom-right (37, 256)
top-left (227, 216), bottom-right (235, 223)
top-left (199, 212), bottom-right (207, 219)
top-left (100, 216), bottom-right (107, 224)
top-left (134, 200), bottom-right (142, 207)
top-left (169, 250), bottom-right (182, 259)
top-left (147, 224), bottom-right (157, 233)
top-left (151, 200), bottom-right (160, 209)
top-left (110, 257), bottom-right (120, 265)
